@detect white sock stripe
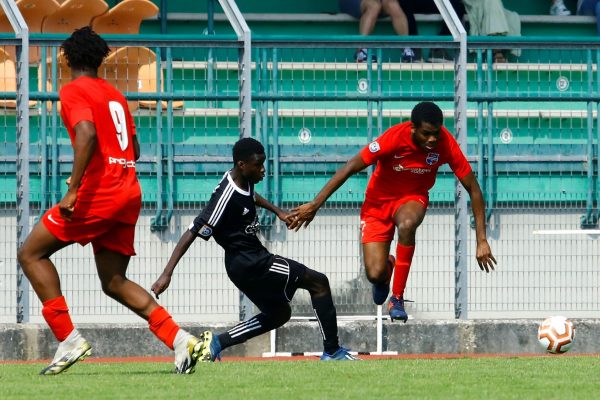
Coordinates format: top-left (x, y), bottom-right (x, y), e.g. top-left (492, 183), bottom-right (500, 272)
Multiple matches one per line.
top-left (228, 318), bottom-right (261, 334)
top-left (208, 183), bottom-right (234, 226)
top-left (228, 319), bottom-right (260, 333)
top-left (313, 308), bottom-right (326, 341)
top-left (229, 324), bottom-right (263, 338)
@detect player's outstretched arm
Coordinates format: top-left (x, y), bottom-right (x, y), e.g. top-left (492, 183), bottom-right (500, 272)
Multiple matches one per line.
top-left (59, 121), bottom-right (97, 221)
top-left (459, 172), bottom-right (497, 272)
top-left (151, 230), bottom-right (197, 299)
top-left (255, 192), bottom-right (290, 224)
top-left (288, 153), bottom-right (368, 231)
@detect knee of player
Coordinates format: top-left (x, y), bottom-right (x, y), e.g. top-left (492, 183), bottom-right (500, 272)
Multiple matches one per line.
top-left (311, 270), bottom-right (330, 291)
top-left (364, 266), bottom-right (387, 284)
top-left (16, 246), bottom-right (27, 266)
top-left (396, 217), bottom-right (420, 235)
top-left (100, 277), bottom-right (125, 297)
top-left (16, 246), bottom-right (35, 268)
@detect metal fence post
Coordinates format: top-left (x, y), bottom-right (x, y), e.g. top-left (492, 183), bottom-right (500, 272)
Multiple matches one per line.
top-left (434, 0), bottom-right (468, 319)
top-left (2, 0), bottom-right (30, 323)
top-left (219, 0), bottom-right (253, 318)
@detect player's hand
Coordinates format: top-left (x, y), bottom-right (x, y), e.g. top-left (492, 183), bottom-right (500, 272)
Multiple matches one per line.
top-left (65, 176), bottom-right (71, 186)
top-left (476, 239), bottom-right (497, 273)
top-left (288, 202), bottom-right (318, 231)
top-left (276, 210), bottom-right (292, 227)
top-left (151, 273), bottom-right (172, 299)
top-left (58, 190), bottom-right (77, 221)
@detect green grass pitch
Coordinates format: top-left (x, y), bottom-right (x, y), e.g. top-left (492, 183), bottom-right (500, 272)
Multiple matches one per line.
top-left (1, 357), bottom-right (599, 400)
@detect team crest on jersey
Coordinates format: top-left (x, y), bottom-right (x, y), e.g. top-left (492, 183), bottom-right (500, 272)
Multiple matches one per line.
top-left (369, 141), bottom-right (380, 153)
top-left (199, 225), bottom-right (213, 237)
top-left (426, 152), bottom-right (439, 165)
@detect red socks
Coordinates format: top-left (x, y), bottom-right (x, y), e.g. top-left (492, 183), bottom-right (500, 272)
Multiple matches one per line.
top-left (42, 297), bottom-right (181, 349)
top-left (391, 244), bottom-right (415, 298)
top-left (148, 306), bottom-right (180, 350)
top-left (41, 296), bottom-right (74, 342)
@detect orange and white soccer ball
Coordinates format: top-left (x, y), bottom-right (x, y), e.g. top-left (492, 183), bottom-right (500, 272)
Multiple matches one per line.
top-left (537, 316), bottom-right (575, 354)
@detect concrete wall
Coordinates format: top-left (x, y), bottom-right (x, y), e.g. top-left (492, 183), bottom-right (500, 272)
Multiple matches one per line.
top-left (2, 208), bottom-right (599, 323)
top-left (1, 319), bottom-right (598, 361)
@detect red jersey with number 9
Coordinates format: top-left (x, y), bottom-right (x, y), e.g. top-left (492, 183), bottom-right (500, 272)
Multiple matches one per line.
top-left (60, 76), bottom-right (141, 224)
top-left (359, 121), bottom-right (472, 201)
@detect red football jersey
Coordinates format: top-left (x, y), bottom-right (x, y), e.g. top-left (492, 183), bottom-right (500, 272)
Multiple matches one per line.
top-left (60, 76), bottom-right (141, 224)
top-left (359, 121), bottom-right (472, 201)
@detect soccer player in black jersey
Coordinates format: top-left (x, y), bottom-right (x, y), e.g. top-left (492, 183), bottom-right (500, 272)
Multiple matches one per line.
top-left (151, 137), bottom-right (358, 361)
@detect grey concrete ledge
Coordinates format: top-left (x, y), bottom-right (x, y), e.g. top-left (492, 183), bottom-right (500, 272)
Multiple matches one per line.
top-left (1, 319), bottom-right (598, 361)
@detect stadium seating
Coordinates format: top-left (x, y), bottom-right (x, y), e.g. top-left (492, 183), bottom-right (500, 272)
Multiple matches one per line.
top-left (0, 0), bottom-right (60, 63)
top-left (41, 0), bottom-right (108, 34)
top-left (92, 0), bottom-right (159, 35)
top-left (1, 0), bottom-right (596, 208)
top-left (0, 47), bottom-right (18, 108)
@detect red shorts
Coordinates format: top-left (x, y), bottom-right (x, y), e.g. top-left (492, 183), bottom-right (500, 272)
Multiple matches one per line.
top-left (360, 195), bottom-right (428, 243)
top-left (42, 205), bottom-right (137, 256)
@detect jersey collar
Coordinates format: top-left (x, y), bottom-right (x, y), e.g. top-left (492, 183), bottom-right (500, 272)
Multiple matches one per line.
top-left (226, 171), bottom-right (251, 196)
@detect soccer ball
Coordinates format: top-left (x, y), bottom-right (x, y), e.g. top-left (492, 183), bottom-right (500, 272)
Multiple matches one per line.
top-left (537, 316), bottom-right (575, 354)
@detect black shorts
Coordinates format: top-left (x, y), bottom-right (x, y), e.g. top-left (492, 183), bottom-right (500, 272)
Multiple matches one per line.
top-left (230, 255), bottom-right (307, 314)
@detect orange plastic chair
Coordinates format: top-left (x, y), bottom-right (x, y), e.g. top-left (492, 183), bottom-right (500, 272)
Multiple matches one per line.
top-left (41, 0), bottom-right (108, 34)
top-left (0, 0), bottom-right (60, 62)
top-left (100, 46), bottom-right (183, 111)
top-left (0, 47), bottom-right (18, 108)
top-left (92, 0), bottom-right (158, 35)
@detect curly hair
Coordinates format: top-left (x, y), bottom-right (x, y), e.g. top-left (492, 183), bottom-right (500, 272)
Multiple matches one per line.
top-left (61, 27), bottom-right (110, 71)
top-left (411, 101), bottom-right (444, 128)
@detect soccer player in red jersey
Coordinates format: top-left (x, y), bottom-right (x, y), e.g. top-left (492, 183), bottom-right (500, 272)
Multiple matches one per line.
top-left (17, 27), bottom-right (202, 375)
top-left (288, 102), bottom-right (497, 322)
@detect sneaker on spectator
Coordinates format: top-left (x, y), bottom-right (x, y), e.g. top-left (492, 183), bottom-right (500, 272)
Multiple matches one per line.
top-left (401, 47), bottom-right (417, 63)
top-left (550, 0), bottom-right (571, 16)
top-left (355, 48), bottom-right (377, 63)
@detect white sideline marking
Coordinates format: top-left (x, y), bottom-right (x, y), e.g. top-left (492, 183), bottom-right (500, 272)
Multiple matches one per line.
top-left (532, 229), bottom-right (600, 235)
top-left (262, 351), bottom-right (399, 357)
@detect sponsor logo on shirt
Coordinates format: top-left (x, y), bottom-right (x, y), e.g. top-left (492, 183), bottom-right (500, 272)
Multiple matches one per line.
top-left (425, 152), bottom-right (439, 165)
top-left (244, 219), bottom-right (260, 235)
top-left (393, 163), bottom-right (431, 174)
top-left (242, 207), bottom-right (250, 215)
top-left (199, 225), bottom-right (212, 237)
top-left (368, 141), bottom-right (380, 153)
top-left (108, 157), bottom-right (136, 168)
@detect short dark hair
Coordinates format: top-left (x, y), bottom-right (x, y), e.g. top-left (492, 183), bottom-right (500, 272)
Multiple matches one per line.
top-left (411, 101), bottom-right (444, 128)
top-left (61, 27), bottom-right (110, 71)
top-left (233, 137), bottom-right (265, 164)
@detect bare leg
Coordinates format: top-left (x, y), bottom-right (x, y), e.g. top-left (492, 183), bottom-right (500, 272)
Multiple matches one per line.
top-left (393, 200), bottom-right (426, 245)
top-left (382, 0), bottom-right (408, 36)
top-left (94, 250), bottom-right (158, 320)
top-left (17, 222), bottom-right (71, 301)
top-left (359, 0), bottom-right (383, 35)
top-left (362, 241), bottom-right (392, 283)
